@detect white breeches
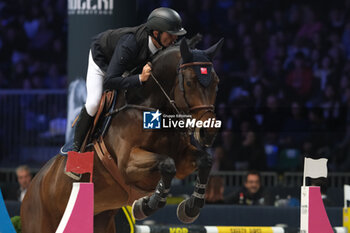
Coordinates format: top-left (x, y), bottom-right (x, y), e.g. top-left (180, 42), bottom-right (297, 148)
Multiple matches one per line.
top-left (85, 50), bottom-right (104, 117)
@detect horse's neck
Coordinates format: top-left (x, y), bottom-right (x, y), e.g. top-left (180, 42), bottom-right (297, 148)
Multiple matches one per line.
top-left (127, 49), bottom-right (180, 111)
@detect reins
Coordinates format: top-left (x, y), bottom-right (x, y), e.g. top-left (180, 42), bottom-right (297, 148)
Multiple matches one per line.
top-left (105, 61), bottom-right (215, 134)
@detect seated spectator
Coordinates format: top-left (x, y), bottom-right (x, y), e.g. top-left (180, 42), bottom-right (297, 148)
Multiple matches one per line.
top-left (205, 176), bottom-right (225, 204)
top-left (279, 100), bottom-right (309, 149)
top-left (304, 108), bottom-right (329, 156)
top-left (216, 129), bottom-right (236, 171)
top-left (296, 7), bottom-right (322, 40)
top-left (236, 130), bottom-right (267, 171)
top-left (224, 171), bottom-right (273, 205)
top-left (16, 165), bottom-right (32, 202)
top-left (261, 94), bottom-right (285, 143)
top-left (277, 148), bottom-right (301, 171)
top-left (211, 146), bottom-right (225, 172)
top-left (285, 52), bottom-right (313, 101)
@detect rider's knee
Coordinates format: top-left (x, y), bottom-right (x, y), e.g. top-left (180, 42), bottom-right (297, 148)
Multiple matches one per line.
top-left (85, 101), bottom-right (99, 116)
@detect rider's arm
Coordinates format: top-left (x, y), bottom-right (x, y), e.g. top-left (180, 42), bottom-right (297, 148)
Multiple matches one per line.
top-left (103, 34), bottom-right (142, 90)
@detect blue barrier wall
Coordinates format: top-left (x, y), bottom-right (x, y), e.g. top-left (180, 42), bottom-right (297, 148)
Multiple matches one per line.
top-left (136, 205), bottom-right (343, 227)
top-left (5, 201), bottom-right (343, 227)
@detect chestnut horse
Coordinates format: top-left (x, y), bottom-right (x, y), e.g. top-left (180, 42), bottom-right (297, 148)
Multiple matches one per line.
top-left (21, 38), bottom-right (223, 233)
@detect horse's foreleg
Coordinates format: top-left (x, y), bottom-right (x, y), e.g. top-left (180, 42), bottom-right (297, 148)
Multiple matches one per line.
top-left (177, 149), bottom-right (212, 223)
top-left (132, 157), bottom-right (176, 220)
top-left (148, 156), bottom-right (176, 208)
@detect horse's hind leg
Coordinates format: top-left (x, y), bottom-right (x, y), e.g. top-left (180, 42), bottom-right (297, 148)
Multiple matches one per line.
top-left (130, 149), bottom-right (176, 220)
top-left (177, 149), bottom-right (212, 223)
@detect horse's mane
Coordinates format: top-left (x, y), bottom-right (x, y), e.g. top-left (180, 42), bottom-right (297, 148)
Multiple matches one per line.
top-left (151, 34), bottom-right (203, 64)
top-left (151, 45), bottom-right (179, 65)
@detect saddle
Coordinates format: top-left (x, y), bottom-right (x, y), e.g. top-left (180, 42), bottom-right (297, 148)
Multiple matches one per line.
top-left (60, 90), bottom-right (117, 155)
top-left (80, 90), bottom-right (117, 152)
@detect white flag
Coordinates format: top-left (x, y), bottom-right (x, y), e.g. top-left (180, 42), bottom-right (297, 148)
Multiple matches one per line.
top-left (304, 157), bottom-right (328, 179)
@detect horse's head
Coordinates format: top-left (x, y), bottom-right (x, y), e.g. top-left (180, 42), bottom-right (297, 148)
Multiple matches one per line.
top-left (175, 38), bottom-right (224, 147)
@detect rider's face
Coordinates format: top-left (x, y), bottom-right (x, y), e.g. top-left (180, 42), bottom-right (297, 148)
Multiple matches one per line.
top-left (152, 31), bottom-right (178, 48)
top-left (160, 32), bottom-right (178, 47)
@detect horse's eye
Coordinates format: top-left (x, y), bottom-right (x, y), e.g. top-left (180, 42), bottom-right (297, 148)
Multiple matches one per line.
top-left (186, 81), bottom-right (192, 87)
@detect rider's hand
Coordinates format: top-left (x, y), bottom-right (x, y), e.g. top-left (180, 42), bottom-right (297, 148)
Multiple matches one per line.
top-left (140, 63), bottom-right (152, 82)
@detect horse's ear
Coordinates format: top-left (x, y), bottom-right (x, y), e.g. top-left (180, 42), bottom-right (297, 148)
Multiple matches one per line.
top-left (180, 38), bottom-right (193, 63)
top-left (204, 38), bottom-right (224, 60)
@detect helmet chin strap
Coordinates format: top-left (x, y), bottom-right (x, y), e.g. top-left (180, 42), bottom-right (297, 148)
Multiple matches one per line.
top-left (151, 31), bottom-right (165, 48)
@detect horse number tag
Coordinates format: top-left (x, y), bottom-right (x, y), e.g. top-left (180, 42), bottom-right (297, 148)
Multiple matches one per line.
top-left (200, 67), bottom-right (207, 74)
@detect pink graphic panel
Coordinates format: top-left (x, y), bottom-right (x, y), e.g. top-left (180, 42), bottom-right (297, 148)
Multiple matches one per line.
top-left (308, 186), bottom-right (333, 233)
top-left (56, 183), bottom-right (94, 233)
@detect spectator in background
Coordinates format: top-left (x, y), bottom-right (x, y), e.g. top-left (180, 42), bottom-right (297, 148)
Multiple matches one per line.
top-left (244, 59), bottom-right (264, 90)
top-left (16, 165), bottom-right (32, 202)
top-left (304, 108), bottom-right (329, 157)
top-left (211, 146), bottom-right (225, 172)
top-left (264, 57), bottom-right (286, 93)
top-left (285, 52), bottom-right (313, 101)
top-left (205, 176), bottom-right (225, 204)
top-left (320, 83), bottom-right (342, 145)
top-left (313, 56), bottom-right (335, 92)
top-left (262, 94), bottom-right (284, 144)
top-left (280, 100), bottom-right (309, 149)
top-left (236, 130), bottom-right (267, 171)
top-left (216, 129), bottom-right (236, 171)
top-left (224, 171), bottom-right (273, 205)
top-left (0, 0), bottom-right (67, 89)
top-left (333, 86), bottom-right (350, 171)
top-left (296, 6), bottom-right (322, 40)
top-left (249, 82), bottom-right (266, 120)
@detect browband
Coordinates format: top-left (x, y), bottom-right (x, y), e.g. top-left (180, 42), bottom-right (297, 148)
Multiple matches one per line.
top-left (179, 62), bottom-right (213, 69)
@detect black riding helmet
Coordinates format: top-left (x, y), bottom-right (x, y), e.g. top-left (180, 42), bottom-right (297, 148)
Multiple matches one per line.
top-left (146, 7), bottom-right (187, 38)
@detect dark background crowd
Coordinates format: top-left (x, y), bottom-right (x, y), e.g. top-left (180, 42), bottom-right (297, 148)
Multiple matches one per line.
top-left (2, 0), bottom-right (350, 173)
top-left (0, 0), bottom-right (67, 89)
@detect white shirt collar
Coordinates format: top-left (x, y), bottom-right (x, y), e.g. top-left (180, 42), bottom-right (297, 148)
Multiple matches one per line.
top-left (148, 36), bottom-right (160, 55)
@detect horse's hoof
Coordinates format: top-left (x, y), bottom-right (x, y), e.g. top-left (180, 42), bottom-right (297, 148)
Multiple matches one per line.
top-left (176, 200), bottom-right (199, 224)
top-left (132, 197), bottom-right (148, 220)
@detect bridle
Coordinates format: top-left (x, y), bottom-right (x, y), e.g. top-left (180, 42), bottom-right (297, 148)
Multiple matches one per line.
top-left (107, 61), bottom-right (216, 133)
top-left (177, 61), bottom-right (215, 119)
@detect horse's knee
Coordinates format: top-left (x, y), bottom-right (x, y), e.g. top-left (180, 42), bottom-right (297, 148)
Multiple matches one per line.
top-left (159, 157), bottom-right (176, 179)
top-left (195, 152), bottom-right (212, 186)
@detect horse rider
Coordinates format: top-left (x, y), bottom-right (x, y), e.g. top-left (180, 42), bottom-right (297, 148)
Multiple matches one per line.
top-left (66, 7), bottom-right (187, 180)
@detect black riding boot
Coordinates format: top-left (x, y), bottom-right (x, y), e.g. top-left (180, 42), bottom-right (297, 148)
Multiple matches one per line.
top-left (72, 106), bottom-right (94, 152)
top-left (65, 106), bottom-right (94, 180)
